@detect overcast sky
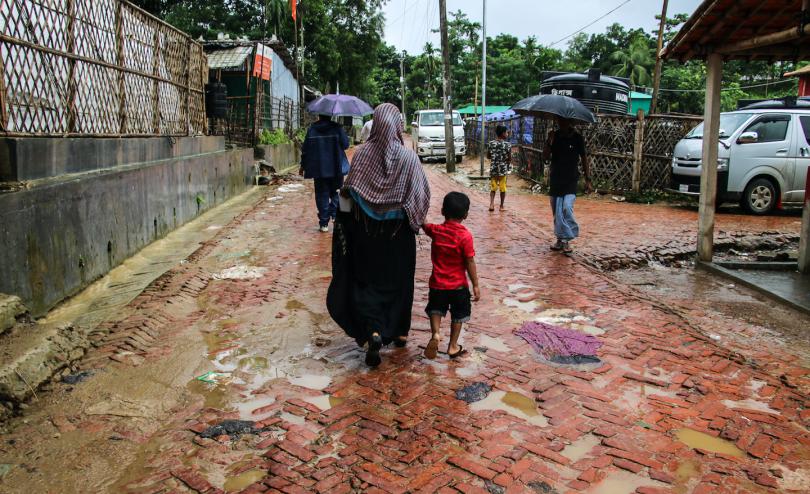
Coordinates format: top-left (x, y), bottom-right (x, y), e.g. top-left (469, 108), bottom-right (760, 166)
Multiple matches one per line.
top-left (382, 0), bottom-right (703, 55)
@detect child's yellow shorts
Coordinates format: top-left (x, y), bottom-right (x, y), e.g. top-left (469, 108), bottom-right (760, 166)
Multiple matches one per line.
top-left (490, 175), bottom-right (507, 193)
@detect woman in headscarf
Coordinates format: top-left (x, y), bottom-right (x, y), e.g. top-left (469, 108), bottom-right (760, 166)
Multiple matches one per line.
top-left (327, 103), bottom-right (431, 367)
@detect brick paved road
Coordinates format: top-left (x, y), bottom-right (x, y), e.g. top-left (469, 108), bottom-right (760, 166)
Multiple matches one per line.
top-left (2, 165), bottom-right (808, 494)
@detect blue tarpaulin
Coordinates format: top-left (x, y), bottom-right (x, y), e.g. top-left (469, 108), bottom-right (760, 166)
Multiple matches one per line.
top-left (469, 110), bottom-right (533, 145)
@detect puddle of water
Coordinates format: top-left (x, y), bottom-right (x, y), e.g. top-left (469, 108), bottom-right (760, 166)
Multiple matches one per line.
top-left (470, 390), bottom-right (548, 427)
top-left (287, 374), bottom-right (331, 391)
top-left (675, 459), bottom-right (700, 483)
top-left (285, 299), bottom-right (307, 311)
top-left (569, 323), bottom-right (605, 336)
top-left (303, 395), bottom-right (346, 411)
top-left (187, 380), bottom-right (229, 409)
top-left (238, 357), bottom-right (269, 371)
top-left (561, 434), bottom-right (600, 463)
top-left (591, 470), bottom-right (665, 494)
top-left (223, 469), bottom-right (266, 492)
top-left (721, 398), bottom-right (780, 415)
top-left (502, 297), bottom-right (538, 313)
top-left (278, 184), bottom-right (305, 193)
top-left (478, 335), bottom-right (510, 353)
top-left (280, 412), bottom-right (306, 425)
top-left (749, 379), bottom-right (767, 393)
top-left (234, 396), bottom-right (276, 420)
top-left (508, 283), bottom-right (534, 292)
top-left (674, 428), bottom-right (744, 457)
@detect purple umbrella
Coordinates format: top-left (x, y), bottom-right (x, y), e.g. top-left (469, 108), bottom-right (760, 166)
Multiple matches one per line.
top-left (306, 94), bottom-right (373, 117)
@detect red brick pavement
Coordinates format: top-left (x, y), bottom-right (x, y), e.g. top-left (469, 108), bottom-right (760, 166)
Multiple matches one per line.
top-left (12, 165), bottom-right (809, 493)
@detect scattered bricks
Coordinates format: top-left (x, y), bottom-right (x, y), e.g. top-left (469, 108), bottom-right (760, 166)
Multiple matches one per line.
top-left (277, 440), bottom-right (315, 463)
top-left (434, 422), bottom-right (477, 443)
top-left (448, 456), bottom-right (498, 480)
top-left (747, 434), bottom-right (774, 459)
top-left (171, 468), bottom-right (214, 492)
top-left (577, 468), bottom-right (598, 483)
top-left (649, 470), bottom-right (675, 484)
top-left (623, 373), bottom-right (668, 388)
top-left (324, 414), bottom-right (361, 434)
top-left (407, 461), bottom-right (450, 490)
top-left (613, 458), bottom-right (644, 474)
top-left (313, 473), bottom-right (344, 493)
top-left (492, 473), bottom-right (514, 487)
top-left (592, 426), bottom-right (618, 438)
top-left (567, 479), bottom-right (590, 491)
top-left (636, 488), bottom-right (672, 494)
top-left (605, 447), bottom-right (665, 470)
top-left (523, 443), bottom-right (571, 466)
top-left (454, 482), bottom-right (490, 494)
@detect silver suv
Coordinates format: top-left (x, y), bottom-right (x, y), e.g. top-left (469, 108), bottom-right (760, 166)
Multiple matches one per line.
top-left (670, 108), bottom-right (810, 214)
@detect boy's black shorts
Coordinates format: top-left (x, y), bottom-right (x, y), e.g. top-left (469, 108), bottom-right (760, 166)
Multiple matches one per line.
top-left (425, 286), bottom-right (472, 323)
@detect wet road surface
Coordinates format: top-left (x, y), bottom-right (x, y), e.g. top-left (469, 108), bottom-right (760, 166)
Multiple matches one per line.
top-left (1, 163), bottom-right (809, 494)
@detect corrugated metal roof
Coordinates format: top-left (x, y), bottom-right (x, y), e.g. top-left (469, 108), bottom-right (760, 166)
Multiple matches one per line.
top-left (207, 46), bottom-right (253, 70)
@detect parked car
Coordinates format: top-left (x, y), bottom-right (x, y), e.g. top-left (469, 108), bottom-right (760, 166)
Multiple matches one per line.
top-left (669, 107), bottom-right (810, 214)
top-left (411, 110), bottom-right (466, 163)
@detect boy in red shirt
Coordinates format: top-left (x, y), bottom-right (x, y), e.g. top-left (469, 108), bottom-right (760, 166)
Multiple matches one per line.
top-left (422, 192), bottom-right (480, 359)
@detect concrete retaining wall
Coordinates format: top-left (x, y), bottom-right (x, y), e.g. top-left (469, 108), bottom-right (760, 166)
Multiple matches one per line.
top-left (0, 136), bottom-right (254, 316)
top-left (254, 143), bottom-right (300, 173)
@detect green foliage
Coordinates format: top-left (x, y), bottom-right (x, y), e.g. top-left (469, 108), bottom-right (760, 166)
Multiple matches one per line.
top-left (131, 3), bottom-right (804, 118)
top-left (259, 128), bottom-right (291, 146)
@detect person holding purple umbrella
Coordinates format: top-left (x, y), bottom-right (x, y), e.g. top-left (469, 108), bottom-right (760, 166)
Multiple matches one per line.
top-left (299, 114), bottom-right (350, 232)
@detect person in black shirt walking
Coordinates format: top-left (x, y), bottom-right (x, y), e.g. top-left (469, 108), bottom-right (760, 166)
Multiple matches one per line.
top-left (542, 117), bottom-right (591, 254)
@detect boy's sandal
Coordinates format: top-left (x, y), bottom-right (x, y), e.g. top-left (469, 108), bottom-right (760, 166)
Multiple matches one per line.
top-left (488, 207), bottom-right (495, 212)
top-left (562, 244), bottom-right (573, 254)
top-left (424, 338), bottom-right (439, 360)
top-left (448, 346), bottom-right (467, 359)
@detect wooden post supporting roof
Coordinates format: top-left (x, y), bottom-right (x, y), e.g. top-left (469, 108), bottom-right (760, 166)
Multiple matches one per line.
top-left (800, 169), bottom-right (810, 274)
top-left (697, 53), bottom-right (722, 262)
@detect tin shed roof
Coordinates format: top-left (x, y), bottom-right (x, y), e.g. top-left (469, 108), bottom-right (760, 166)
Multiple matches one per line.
top-left (662, 0), bottom-right (809, 62)
top-left (207, 46), bottom-right (253, 70)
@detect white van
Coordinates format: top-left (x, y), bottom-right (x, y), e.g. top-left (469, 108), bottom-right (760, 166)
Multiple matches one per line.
top-left (411, 110), bottom-right (466, 163)
top-left (669, 107), bottom-right (810, 214)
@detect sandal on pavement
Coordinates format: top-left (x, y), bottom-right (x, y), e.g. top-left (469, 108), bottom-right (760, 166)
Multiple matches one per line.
top-left (424, 338), bottom-right (439, 360)
top-left (562, 242), bottom-right (573, 255)
top-left (394, 337), bottom-right (407, 348)
top-left (488, 207), bottom-right (495, 212)
top-left (366, 334), bottom-right (383, 367)
top-left (448, 346), bottom-right (468, 359)
top-left (550, 240), bottom-right (564, 251)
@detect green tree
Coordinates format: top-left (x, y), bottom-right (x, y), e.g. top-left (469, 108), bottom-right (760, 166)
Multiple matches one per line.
top-left (610, 36), bottom-right (654, 87)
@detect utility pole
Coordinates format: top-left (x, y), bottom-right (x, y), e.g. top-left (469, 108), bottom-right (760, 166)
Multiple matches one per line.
top-left (439, 0), bottom-right (456, 172)
top-left (400, 52), bottom-right (406, 121)
top-left (479, 0), bottom-right (487, 177)
top-left (650, 0), bottom-right (669, 115)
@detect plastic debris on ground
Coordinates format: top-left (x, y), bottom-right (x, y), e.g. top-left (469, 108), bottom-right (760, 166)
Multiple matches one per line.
top-left (198, 419), bottom-right (264, 439)
top-left (212, 265), bottom-right (268, 280)
top-left (195, 371), bottom-right (231, 384)
top-left (516, 321), bottom-right (603, 365)
top-left (61, 370), bottom-right (94, 385)
top-left (456, 382), bottom-right (492, 403)
top-left (277, 184), bottom-right (305, 193)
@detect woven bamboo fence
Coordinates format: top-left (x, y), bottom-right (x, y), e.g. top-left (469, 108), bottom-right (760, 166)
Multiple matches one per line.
top-left (466, 112), bottom-right (701, 192)
top-left (0, 0), bottom-right (207, 137)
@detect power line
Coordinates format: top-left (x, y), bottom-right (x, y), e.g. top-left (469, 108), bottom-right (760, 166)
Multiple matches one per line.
top-left (549, 0), bottom-right (634, 47)
top-left (636, 77), bottom-right (799, 93)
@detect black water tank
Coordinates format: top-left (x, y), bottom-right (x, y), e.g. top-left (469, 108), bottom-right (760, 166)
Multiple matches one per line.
top-left (205, 83), bottom-right (228, 118)
top-left (540, 70), bottom-right (630, 115)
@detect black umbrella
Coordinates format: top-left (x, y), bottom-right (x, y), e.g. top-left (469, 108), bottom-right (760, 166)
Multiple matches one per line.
top-left (511, 94), bottom-right (596, 123)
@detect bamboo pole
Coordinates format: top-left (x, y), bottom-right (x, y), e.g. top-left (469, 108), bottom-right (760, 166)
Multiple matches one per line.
top-left (186, 41), bottom-right (192, 135)
top-left (697, 53), bottom-right (723, 262)
top-left (66, 0), bottom-right (77, 133)
top-left (152, 28), bottom-right (160, 133)
top-left (116, 1), bottom-right (126, 133)
top-left (632, 109), bottom-right (645, 193)
top-left (0, 42), bottom-right (8, 131)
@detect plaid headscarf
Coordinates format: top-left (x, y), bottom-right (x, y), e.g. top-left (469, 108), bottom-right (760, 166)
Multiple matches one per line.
top-left (346, 103), bottom-right (430, 232)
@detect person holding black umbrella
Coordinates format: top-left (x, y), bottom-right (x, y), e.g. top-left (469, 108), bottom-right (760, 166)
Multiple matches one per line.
top-left (542, 117), bottom-right (592, 255)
